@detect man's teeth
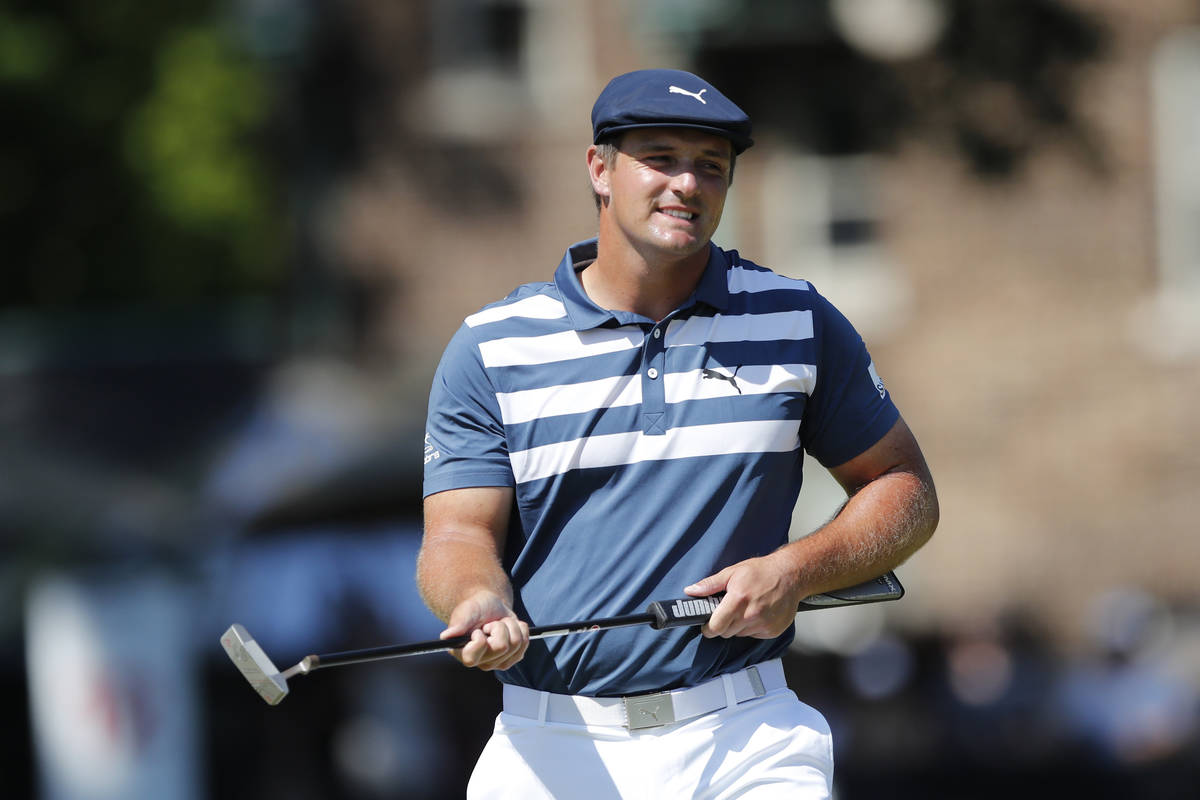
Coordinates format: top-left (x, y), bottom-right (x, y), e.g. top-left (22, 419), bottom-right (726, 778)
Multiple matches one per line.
top-left (662, 209), bottom-right (696, 220)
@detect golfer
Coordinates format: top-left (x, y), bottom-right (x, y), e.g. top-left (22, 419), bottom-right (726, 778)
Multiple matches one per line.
top-left (419, 68), bottom-right (939, 798)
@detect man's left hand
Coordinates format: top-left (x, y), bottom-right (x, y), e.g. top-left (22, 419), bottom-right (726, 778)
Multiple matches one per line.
top-left (684, 553), bottom-right (803, 639)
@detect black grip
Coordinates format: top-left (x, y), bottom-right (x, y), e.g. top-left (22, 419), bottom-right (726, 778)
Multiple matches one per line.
top-left (796, 572), bottom-right (905, 609)
top-left (646, 595), bottom-right (724, 629)
top-left (645, 573), bottom-right (904, 630)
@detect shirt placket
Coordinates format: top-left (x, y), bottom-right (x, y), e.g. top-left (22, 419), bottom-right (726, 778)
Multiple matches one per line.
top-left (641, 322), bottom-right (668, 435)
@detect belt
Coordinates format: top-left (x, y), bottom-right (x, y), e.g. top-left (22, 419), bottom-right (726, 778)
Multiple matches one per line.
top-left (501, 659), bottom-right (786, 731)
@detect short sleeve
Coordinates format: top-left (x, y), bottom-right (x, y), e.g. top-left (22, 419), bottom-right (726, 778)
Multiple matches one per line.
top-left (799, 289), bottom-right (900, 468)
top-left (422, 323), bottom-right (515, 497)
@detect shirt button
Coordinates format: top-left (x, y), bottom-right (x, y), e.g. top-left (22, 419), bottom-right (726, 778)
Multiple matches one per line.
top-left (652, 328), bottom-right (662, 339)
top-left (647, 367), bottom-right (659, 379)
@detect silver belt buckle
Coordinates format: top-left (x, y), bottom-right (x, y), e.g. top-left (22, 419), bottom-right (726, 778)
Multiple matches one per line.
top-left (624, 691), bottom-right (676, 730)
top-left (746, 665), bottom-right (766, 698)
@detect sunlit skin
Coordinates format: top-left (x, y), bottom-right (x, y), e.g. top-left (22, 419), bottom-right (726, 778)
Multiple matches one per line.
top-left (584, 128), bottom-right (734, 321)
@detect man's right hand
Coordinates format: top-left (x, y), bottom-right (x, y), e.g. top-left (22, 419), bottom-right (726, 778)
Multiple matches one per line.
top-left (440, 589), bottom-right (530, 671)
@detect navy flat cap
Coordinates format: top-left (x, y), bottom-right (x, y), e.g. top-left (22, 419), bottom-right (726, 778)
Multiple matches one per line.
top-left (591, 69), bottom-right (754, 153)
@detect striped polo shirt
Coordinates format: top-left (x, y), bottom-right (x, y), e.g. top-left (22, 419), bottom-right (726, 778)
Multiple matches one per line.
top-left (423, 238), bottom-right (898, 696)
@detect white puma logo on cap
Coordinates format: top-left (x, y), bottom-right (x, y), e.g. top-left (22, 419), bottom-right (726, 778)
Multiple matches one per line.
top-left (668, 85), bottom-right (707, 104)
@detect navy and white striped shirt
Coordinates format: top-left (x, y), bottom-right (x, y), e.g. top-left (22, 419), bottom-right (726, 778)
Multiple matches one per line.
top-left (424, 239), bottom-right (898, 696)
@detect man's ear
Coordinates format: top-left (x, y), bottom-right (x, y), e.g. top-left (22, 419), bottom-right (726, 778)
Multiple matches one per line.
top-left (586, 145), bottom-right (611, 204)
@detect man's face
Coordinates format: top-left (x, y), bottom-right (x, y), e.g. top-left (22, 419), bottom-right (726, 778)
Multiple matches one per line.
top-left (593, 128), bottom-right (733, 263)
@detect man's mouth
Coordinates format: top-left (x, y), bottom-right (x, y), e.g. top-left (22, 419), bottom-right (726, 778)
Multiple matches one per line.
top-left (659, 208), bottom-right (698, 221)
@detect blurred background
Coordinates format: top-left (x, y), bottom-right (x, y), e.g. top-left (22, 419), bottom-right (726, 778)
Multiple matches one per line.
top-left (3, 0), bottom-right (1199, 797)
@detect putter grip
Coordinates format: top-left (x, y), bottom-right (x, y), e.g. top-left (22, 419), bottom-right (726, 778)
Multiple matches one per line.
top-left (646, 572), bottom-right (905, 629)
top-left (647, 596), bottom-right (723, 629)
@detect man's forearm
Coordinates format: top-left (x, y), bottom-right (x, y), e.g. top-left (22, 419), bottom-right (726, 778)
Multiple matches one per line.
top-left (419, 486), bottom-right (517, 623)
top-left (416, 531), bottom-right (515, 624)
top-left (416, 525), bottom-right (530, 671)
top-left (778, 467), bottom-right (938, 599)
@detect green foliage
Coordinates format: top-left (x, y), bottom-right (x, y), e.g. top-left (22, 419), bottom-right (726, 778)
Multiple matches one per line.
top-left (0, 2), bottom-right (287, 309)
top-left (0, 13), bottom-right (65, 82)
top-left (124, 26), bottom-right (282, 280)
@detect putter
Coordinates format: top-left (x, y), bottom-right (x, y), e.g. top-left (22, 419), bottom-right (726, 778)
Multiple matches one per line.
top-left (222, 571), bottom-right (903, 705)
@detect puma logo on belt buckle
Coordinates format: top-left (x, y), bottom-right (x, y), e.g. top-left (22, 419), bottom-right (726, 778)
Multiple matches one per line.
top-left (624, 692), bottom-right (676, 730)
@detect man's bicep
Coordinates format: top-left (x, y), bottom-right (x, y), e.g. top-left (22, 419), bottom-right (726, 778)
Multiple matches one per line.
top-left (423, 485), bottom-right (515, 552)
top-left (826, 416), bottom-right (932, 496)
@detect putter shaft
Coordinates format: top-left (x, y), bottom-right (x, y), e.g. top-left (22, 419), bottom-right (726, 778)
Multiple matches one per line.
top-left (225, 572), bottom-right (904, 705)
top-left (287, 611), bottom-right (658, 675)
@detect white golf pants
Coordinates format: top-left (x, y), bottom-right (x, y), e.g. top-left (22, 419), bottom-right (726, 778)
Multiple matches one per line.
top-left (466, 669), bottom-right (833, 799)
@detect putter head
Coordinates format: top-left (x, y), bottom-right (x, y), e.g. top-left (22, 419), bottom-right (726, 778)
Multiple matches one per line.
top-left (221, 624), bottom-right (289, 705)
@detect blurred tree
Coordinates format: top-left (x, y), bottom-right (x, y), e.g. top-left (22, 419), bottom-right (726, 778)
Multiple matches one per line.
top-left (124, 26), bottom-right (280, 287)
top-left (0, 0), bottom-right (287, 310)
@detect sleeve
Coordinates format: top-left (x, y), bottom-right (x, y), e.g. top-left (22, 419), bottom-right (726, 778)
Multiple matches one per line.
top-left (422, 322), bottom-right (516, 497)
top-left (799, 287), bottom-right (900, 469)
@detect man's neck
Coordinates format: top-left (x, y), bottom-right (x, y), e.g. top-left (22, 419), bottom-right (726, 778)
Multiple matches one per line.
top-left (582, 235), bottom-right (710, 322)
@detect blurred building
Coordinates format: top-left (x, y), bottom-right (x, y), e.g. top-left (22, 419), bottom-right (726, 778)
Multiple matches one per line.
top-left (300, 0), bottom-right (1200, 642)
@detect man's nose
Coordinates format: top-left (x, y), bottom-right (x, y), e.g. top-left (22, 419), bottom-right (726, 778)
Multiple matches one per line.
top-left (670, 166), bottom-right (700, 197)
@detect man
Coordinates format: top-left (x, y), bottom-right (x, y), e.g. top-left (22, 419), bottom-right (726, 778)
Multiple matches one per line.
top-left (419, 68), bottom-right (938, 798)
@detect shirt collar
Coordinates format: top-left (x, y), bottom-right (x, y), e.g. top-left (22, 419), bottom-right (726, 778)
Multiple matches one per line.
top-left (553, 238), bottom-right (731, 331)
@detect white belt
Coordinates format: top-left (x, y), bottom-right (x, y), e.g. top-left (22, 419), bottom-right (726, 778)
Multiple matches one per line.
top-left (502, 659), bottom-right (786, 731)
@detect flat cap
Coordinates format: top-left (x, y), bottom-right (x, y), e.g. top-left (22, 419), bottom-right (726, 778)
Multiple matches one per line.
top-left (591, 69), bottom-right (754, 154)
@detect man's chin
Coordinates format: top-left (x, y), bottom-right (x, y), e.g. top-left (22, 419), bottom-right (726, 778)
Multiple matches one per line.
top-left (647, 229), bottom-right (711, 258)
